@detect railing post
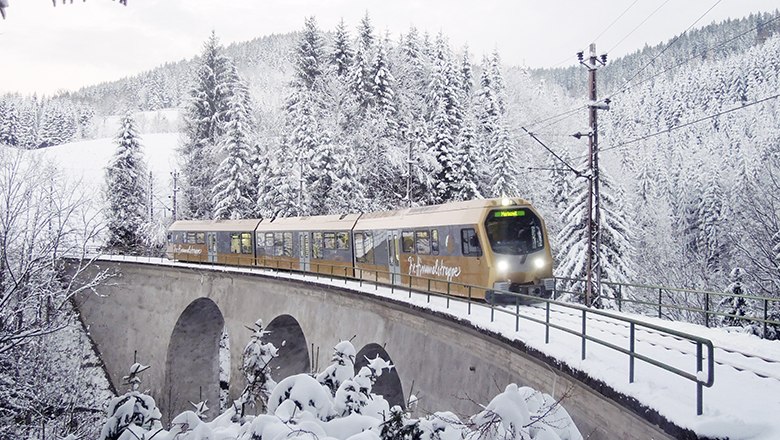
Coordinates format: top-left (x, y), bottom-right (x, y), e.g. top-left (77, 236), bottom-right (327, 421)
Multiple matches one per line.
top-left (515, 295), bottom-right (520, 332)
top-left (446, 282), bottom-right (451, 308)
top-left (545, 301), bottom-right (551, 343)
top-left (629, 322), bottom-right (635, 383)
top-left (704, 292), bottom-right (710, 328)
top-left (409, 275), bottom-right (413, 297)
top-left (468, 286), bottom-right (472, 315)
top-left (658, 288), bottom-right (663, 319)
top-left (491, 301), bottom-right (495, 322)
top-left (391, 273), bottom-right (394, 294)
top-left (764, 299), bottom-right (769, 338)
top-left (581, 309), bottom-right (587, 360)
top-left (697, 341), bottom-right (703, 416)
top-left (375, 271), bottom-right (378, 290)
top-left (618, 284), bottom-right (622, 312)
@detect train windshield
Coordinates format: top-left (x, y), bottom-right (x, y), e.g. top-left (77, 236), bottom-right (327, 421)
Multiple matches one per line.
top-left (485, 209), bottom-right (545, 255)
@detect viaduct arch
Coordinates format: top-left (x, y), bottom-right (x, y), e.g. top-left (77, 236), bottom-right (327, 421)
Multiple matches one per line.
top-left (72, 260), bottom-right (674, 439)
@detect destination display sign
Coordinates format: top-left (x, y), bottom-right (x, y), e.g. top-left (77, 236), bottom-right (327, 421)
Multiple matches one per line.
top-left (493, 210), bottom-right (526, 218)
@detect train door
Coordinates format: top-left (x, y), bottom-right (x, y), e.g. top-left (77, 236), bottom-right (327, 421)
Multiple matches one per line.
top-left (207, 232), bottom-right (217, 263)
top-left (299, 233), bottom-right (311, 272)
top-left (387, 229), bottom-right (402, 285)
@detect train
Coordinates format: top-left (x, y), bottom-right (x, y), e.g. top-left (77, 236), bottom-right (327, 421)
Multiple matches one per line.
top-left (166, 198), bottom-right (555, 303)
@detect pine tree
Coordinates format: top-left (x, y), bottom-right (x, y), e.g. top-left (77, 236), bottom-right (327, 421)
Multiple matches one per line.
top-left (0, 100), bottom-right (19, 147)
top-left (719, 267), bottom-right (749, 327)
top-left (294, 16), bottom-right (325, 91)
top-left (331, 18), bottom-right (353, 77)
top-left (556, 161), bottom-right (634, 307)
top-left (104, 112), bottom-right (148, 253)
top-left (459, 46), bottom-right (474, 100)
top-left (179, 31), bottom-right (234, 219)
top-left (100, 362), bottom-right (162, 440)
top-left (697, 169), bottom-right (726, 275)
top-left (487, 120), bottom-right (518, 198)
top-left (372, 39), bottom-right (399, 132)
top-left (212, 74), bottom-right (256, 220)
top-left (453, 119), bottom-right (482, 201)
top-left (430, 99), bottom-right (459, 204)
top-left (348, 12), bottom-right (377, 111)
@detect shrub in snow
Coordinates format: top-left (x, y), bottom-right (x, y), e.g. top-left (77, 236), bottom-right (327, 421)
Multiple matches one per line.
top-left (334, 356), bottom-right (393, 417)
top-left (469, 384), bottom-right (582, 440)
top-left (100, 362), bottom-right (162, 440)
top-left (317, 340), bottom-right (357, 396)
top-left (719, 267), bottom-right (750, 328)
top-left (237, 319), bottom-right (278, 414)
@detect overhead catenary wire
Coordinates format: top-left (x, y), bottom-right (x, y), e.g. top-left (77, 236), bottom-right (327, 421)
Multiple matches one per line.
top-left (521, 127), bottom-right (583, 177)
top-left (606, 0), bottom-right (672, 54)
top-left (593, 92), bottom-right (780, 157)
top-left (606, 0), bottom-right (722, 99)
top-left (593, 0), bottom-right (642, 46)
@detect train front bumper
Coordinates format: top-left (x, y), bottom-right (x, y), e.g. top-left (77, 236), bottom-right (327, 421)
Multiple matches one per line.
top-left (486, 278), bottom-right (555, 304)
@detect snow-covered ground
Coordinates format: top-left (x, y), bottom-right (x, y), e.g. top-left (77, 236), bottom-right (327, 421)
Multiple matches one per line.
top-left (92, 255), bottom-right (780, 440)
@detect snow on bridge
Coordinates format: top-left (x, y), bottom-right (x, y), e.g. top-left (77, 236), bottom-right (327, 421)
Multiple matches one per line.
top-left (92, 255), bottom-right (780, 440)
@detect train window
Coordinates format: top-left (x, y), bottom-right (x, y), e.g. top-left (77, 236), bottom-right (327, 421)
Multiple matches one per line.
top-left (415, 231), bottom-right (431, 254)
top-left (299, 233), bottom-right (310, 258)
top-left (274, 232), bottom-right (284, 256)
top-left (187, 232), bottom-right (197, 244)
top-left (485, 209), bottom-right (544, 255)
top-left (401, 231), bottom-right (415, 253)
top-left (196, 233), bottom-right (206, 244)
top-left (283, 232), bottom-right (293, 257)
top-left (313, 232), bottom-right (323, 258)
top-left (230, 233), bottom-right (241, 253)
top-left (461, 229), bottom-right (482, 257)
top-left (241, 232), bottom-right (252, 254)
top-left (355, 232), bottom-right (374, 264)
top-left (431, 229), bottom-right (440, 255)
top-left (324, 232), bottom-right (336, 250)
top-left (265, 233), bottom-right (274, 248)
top-left (336, 232), bottom-right (349, 250)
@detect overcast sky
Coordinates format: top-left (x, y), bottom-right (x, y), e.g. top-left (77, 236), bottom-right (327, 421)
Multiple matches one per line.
top-left (1, 0), bottom-right (778, 95)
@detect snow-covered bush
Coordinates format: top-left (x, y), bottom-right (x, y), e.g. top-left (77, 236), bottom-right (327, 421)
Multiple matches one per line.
top-left (237, 319), bottom-right (279, 414)
top-left (100, 362), bottom-right (163, 440)
top-left (97, 336), bottom-right (581, 440)
top-left (719, 267), bottom-right (750, 328)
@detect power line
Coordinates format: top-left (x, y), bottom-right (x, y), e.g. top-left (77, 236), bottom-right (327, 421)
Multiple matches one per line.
top-left (593, 0), bottom-right (641, 45)
top-left (521, 127), bottom-right (582, 177)
top-left (596, 92), bottom-right (780, 156)
top-left (606, 0), bottom-right (671, 54)
top-left (524, 105), bottom-right (585, 129)
top-left (606, 0), bottom-right (722, 99)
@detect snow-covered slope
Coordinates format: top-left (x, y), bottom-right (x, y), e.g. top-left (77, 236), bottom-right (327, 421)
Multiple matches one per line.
top-left (19, 132), bottom-right (180, 209)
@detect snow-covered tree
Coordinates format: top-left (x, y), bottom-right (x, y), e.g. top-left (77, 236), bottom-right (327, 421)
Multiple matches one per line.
top-left (179, 32), bottom-right (234, 219)
top-left (212, 70), bottom-right (256, 220)
top-left (331, 18), bottom-right (353, 77)
top-left (100, 362), bottom-right (163, 440)
top-left (105, 112), bottom-right (148, 253)
top-left (316, 340), bottom-right (357, 396)
top-left (487, 120), bottom-right (519, 198)
top-left (719, 267), bottom-right (750, 327)
top-left (238, 320), bottom-right (278, 413)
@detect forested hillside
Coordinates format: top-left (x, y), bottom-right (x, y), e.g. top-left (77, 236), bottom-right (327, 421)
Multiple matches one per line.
top-left (2, 11), bottom-right (780, 301)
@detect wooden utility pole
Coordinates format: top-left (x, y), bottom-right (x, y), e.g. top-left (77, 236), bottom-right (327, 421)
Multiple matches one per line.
top-left (170, 170), bottom-right (179, 221)
top-left (579, 43), bottom-right (609, 307)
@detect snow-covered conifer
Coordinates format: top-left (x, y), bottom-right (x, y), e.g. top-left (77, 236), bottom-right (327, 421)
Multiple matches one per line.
top-left (104, 112), bottom-right (148, 253)
top-left (487, 120), bottom-right (518, 198)
top-left (453, 119), bottom-right (482, 201)
top-left (212, 69), bottom-right (256, 220)
top-left (316, 340), bottom-right (356, 396)
top-left (719, 267), bottom-right (750, 327)
top-left (179, 31), bottom-right (234, 219)
top-left (239, 320), bottom-right (278, 413)
top-left (372, 40), bottom-right (399, 132)
top-left (429, 99), bottom-right (459, 204)
top-left (99, 362), bottom-right (162, 440)
top-left (332, 18), bottom-right (353, 77)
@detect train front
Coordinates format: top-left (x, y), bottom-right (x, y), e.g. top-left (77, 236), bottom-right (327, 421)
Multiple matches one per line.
top-left (482, 201), bottom-right (555, 303)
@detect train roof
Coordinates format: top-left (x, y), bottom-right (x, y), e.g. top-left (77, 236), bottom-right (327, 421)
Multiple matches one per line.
top-left (168, 219), bottom-right (262, 232)
top-left (355, 197), bottom-right (534, 230)
top-left (256, 213), bottom-right (362, 232)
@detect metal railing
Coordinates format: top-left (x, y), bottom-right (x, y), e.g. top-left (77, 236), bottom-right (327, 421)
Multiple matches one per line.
top-left (78, 251), bottom-right (716, 415)
top-left (554, 277), bottom-right (780, 335)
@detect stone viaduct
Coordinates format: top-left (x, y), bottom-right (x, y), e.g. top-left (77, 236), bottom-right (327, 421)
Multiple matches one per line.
top-left (72, 260), bottom-right (678, 439)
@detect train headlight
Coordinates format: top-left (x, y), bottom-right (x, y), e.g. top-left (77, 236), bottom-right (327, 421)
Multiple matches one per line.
top-left (533, 258), bottom-right (546, 269)
top-left (497, 260), bottom-right (509, 273)
top-left (501, 197), bottom-right (513, 206)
